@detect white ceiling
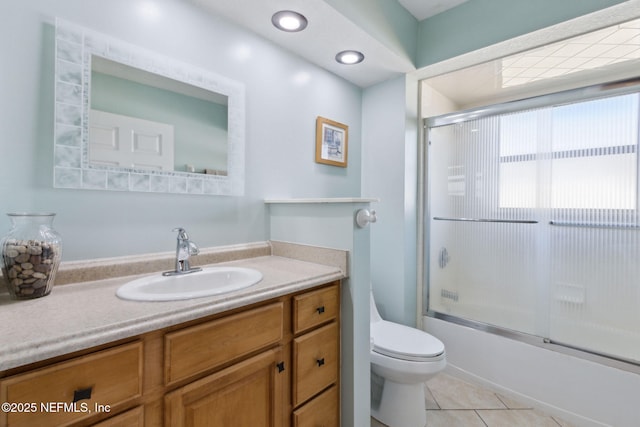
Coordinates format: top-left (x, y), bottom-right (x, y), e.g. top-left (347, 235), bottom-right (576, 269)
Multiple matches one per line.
top-left (191, 0), bottom-right (468, 87)
top-left (425, 17), bottom-right (640, 109)
top-left (190, 0), bottom-right (640, 104)
top-left (398, 0), bottom-right (470, 21)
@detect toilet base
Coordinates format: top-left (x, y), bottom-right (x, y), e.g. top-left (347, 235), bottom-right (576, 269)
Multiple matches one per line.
top-left (371, 379), bottom-right (426, 427)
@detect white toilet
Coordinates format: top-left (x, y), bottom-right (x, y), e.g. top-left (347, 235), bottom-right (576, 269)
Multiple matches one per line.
top-left (370, 291), bottom-right (446, 427)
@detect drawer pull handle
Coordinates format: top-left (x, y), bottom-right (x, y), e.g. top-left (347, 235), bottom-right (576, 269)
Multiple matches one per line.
top-left (316, 306), bottom-right (325, 314)
top-left (73, 386), bottom-right (93, 403)
top-left (316, 358), bottom-right (325, 367)
top-left (277, 362), bottom-right (285, 373)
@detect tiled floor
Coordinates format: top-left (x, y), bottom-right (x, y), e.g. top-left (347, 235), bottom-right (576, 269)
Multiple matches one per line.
top-left (371, 373), bottom-right (577, 427)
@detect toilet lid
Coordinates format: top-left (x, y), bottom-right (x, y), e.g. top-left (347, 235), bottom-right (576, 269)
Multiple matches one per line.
top-left (371, 320), bottom-right (445, 361)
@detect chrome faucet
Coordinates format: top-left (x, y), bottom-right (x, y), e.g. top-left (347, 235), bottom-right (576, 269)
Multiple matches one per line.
top-left (163, 227), bottom-right (202, 276)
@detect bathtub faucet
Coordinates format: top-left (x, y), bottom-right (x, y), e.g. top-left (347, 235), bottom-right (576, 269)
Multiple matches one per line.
top-left (163, 227), bottom-right (202, 276)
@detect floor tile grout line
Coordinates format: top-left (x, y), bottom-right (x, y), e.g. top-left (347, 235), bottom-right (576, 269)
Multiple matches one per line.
top-left (374, 375), bottom-right (576, 427)
top-left (551, 415), bottom-right (564, 426)
top-left (474, 409), bottom-right (490, 427)
top-left (493, 393), bottom-right (506, 409)
top-left (492, 392), bottom-right (508, 410)
top-left (424, 385), bottom-right (441, 410)
top-left (494, 392), bottom-right (536, 410)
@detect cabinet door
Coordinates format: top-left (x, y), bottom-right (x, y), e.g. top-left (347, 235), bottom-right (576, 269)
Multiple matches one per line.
top-left (165, 347), bottom-right (284, 427)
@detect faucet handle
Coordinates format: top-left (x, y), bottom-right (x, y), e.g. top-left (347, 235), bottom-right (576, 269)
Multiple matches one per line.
top-left (188, 240), bottom-right (200, 255)
top-left (172, 227), bottom-right (189, 240)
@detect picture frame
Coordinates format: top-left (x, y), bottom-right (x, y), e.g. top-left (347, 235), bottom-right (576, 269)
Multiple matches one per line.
top-left (315, 116), bottom-right (348, 167)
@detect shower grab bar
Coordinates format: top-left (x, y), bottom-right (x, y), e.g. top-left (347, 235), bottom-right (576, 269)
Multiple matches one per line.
top-left (433, 217), bottom-right (538, 224)
top-left (549, 221), bottom-right (640, 229)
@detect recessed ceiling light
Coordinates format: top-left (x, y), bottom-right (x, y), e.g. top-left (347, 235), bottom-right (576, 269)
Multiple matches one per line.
top-left (271, 10), bottom-right (308, 32)
top-left (335, 50), bottom-right (365, 65)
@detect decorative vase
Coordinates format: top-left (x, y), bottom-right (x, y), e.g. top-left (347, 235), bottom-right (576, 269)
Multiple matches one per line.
top-left (0, 213), bottom-right (62, 300)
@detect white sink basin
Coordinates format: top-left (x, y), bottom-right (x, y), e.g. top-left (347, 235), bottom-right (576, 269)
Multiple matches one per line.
top-left (116, 266), bottom-right (263, 301)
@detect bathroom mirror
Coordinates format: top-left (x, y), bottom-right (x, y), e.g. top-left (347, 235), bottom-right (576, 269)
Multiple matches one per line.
top-left (53, 19), bottom-right (246, 195)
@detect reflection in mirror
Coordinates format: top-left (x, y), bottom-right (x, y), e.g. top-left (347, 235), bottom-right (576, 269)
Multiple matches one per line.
top-left (53, 19), bottom-right (245, 195)
top-left (90, 57), bottom-right (228, 174)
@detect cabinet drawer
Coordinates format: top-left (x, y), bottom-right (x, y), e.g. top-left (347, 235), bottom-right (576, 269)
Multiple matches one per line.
top-left (293, 385), bottom-right (339, 427)
top-left (92, 406), bottom-right (144, 427)
top-left (0, 342), bottom-right (142, 427)
top-left (165, 302), bottom-right (284, 385)
top-left (293, 322), bottom-right (339, 406)
top-left (293, 284), bottom-right (339, 334)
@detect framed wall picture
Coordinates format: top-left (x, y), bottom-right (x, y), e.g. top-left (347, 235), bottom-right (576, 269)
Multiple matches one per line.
top-left (315, 116), bottom-right (348, 167)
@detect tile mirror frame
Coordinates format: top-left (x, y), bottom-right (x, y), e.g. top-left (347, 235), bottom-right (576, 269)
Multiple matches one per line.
top-left (53, 19), bottom-right (246, 196)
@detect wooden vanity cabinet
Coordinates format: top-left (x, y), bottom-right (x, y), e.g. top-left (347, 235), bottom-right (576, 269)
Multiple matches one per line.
top-left (291, 285), bottom-right (340, 427)
top-left (165, 347), bottom-right (284, 426)
top-left (0, 281), bottom-right (340, 427)
top-left (163, 301), bottom-right (287, 426)
top-left (164, 302), bottom-right (285, 387)
top-left (92, 406), bottom-right (145, 427)
top-left (0, 342), bottom-right (143, 427)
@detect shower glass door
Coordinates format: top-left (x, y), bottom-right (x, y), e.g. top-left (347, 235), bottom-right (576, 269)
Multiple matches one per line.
top-left (426, 91), bottom-right (640, 364)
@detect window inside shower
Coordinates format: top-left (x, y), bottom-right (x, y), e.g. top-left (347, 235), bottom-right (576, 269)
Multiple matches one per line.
top-left (425, 87), bottom-right (640, 365)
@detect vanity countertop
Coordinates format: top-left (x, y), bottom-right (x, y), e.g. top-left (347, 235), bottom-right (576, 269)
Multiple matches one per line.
top-left (0, 255), bottom-right (344, 371)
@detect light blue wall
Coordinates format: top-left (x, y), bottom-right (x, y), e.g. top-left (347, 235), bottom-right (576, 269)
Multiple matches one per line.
top-left (362, 76), bottom-right (418, 326)
top-left (417, 0), bottom-right (628, 67)
top-left (0, 0), bottom-right (363, 261)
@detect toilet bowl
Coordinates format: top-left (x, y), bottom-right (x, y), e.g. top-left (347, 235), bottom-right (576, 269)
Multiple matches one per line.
top-left (370, 291), bottom-right (446, 427)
